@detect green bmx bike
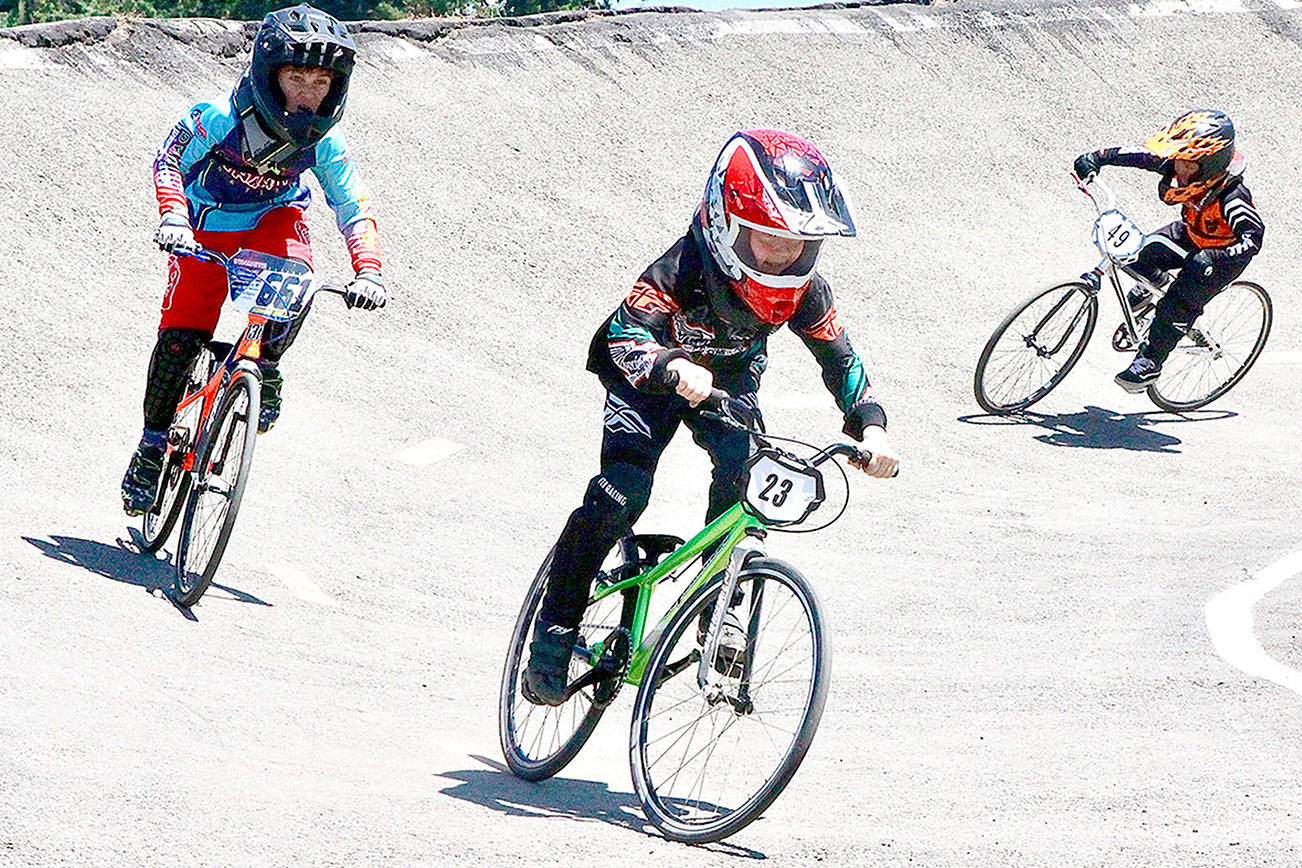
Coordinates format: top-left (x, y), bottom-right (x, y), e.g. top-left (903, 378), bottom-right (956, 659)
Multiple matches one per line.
top-left (499, 389), bottom-right (883, 843)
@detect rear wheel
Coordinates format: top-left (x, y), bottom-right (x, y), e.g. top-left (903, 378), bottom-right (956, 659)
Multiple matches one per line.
top-left (173, 371), bottom-right (259, 607)
top-left (1148, 281), bottom-right (1272, 411)
top-left (499, 549), bottom-right (634, 781)
top-left (141, 348), bottom-right (215, 553)
top-left (629, 558), bottom-right (828, 844)
top-left (974, 282), bottom-right (1098, 414)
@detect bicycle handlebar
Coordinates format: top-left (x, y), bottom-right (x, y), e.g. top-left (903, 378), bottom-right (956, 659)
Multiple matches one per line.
top-left (663, 369), bottom-right (893, 475)
top-left (171, 244), bottom-right (347, 299)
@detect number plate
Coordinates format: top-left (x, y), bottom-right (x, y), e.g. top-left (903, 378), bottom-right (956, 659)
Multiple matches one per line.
top-left (226, 249), bottom-right (315, 323)
top-left (744, 452), bottom-right (824, 525)
top-left (1093, 210), bottom-right (1145, 263)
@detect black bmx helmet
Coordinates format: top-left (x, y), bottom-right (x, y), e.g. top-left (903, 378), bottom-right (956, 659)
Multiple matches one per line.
top-left (246, 4), bottom-right (356, 149)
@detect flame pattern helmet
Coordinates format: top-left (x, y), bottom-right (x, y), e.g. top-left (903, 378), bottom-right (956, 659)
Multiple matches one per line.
top-left (1143, 109), bottom-right (1236, 204)
top-left (699, 130), bottom-right (856, 325)
top-left (246, 4), bottom-right (356, 150)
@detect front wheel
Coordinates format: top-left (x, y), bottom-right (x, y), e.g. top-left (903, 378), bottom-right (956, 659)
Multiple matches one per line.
top-left (974, 282), bottom-right (1099, 414)
top-left (499, 549), bottom-right (633, 781)
top-left (629, 558), bottom-right (829, 844)
top-left (1147, 281), bottom-right (1272, 411)
top-left (173, 371), bottom-right (259, 607)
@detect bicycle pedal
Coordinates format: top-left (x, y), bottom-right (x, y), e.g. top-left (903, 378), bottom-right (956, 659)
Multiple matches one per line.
top-left (1111, 325), bottom-right (1135, 353)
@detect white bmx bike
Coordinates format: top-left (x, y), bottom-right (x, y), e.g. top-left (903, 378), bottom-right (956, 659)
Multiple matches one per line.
top-left (974, 176), bottom-right (1271, 414)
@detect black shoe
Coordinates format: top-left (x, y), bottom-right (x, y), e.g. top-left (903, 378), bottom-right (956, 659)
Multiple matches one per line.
top-left (121, 439), bottom-right (165, 516)
top-left (1126, 286), bottom-right (1153, 312)
top-left (523, 619), bottom-right (578, 706)
top-left (697, 598), bottom-right (747, 677)
top-left (1115, 356), bottom-right (1161, 393)
top-left (258, 368), bottom-right (282, 434)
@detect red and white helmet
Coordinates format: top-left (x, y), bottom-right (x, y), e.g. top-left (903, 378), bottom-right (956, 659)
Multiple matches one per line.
top-left (700, 129), bottom-right (856, 324)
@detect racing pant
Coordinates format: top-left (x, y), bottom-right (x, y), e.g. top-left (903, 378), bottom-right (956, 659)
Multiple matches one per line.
top-left (141, 207), bottom-right (313, 431)
top-left (1126, 222), bottom-right (1250, 366)
top-left (537, 375), bottom-right (759, 631)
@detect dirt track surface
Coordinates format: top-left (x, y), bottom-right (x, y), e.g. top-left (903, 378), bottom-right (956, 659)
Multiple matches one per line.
top-left (2, 0), bottom-right (1301, 863)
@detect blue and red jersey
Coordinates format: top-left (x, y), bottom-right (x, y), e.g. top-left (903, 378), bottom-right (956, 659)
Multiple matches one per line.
top-left (153, 91), bottom-right (381, 273)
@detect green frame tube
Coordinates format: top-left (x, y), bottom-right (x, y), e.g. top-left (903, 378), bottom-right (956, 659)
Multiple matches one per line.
top-left (585, 503), bottom-right (763, 685)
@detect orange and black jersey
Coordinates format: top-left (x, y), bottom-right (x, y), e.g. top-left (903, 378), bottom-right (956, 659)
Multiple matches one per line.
top-left (1091, 146), bottom-right (1264, 264)
top-left (586, 221), bottom-right (885, 430)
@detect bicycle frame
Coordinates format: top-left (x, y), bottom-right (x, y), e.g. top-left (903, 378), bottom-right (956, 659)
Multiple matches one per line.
top-left (167, 306), bottom-right (273, 473)
top-left (1077, 175), bottom-right (1168, 346)
top-left (585, 502), bottom-right (762, 686)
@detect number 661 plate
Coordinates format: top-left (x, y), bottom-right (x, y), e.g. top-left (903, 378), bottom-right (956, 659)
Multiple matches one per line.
top-left (744, 451), bottom-right (825, 525)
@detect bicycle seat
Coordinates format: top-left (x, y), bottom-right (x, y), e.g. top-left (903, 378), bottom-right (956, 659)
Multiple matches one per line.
top-left (629, 534), bottom-right (685, 565)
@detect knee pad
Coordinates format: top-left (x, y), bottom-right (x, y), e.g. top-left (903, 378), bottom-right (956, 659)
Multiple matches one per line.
top-left (260, 298), bottom-right (313, 364)
top-left (143, 328), bottom-right (209, 430)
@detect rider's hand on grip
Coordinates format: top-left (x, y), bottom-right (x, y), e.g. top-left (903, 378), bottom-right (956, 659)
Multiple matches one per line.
top-left (855, 425), bottom-right (900, 479)
top-left (1073, 152), bottom-right (1101, 182)
top-left (154, 211), bottom-right (196, 253)
top-left (665, 358), bottom-right (713, 407)
top-left (344, 269), bottom-right (386, 311)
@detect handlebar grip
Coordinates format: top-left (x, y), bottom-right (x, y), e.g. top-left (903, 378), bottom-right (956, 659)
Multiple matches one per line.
top-left (846, 446), bottom-right (900, 478)
top-left (661, 369), bottom-right (729, 409)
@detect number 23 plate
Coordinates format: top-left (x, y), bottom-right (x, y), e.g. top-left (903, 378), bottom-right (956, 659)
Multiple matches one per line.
top-left (744, 452), bottom-right (825, 525)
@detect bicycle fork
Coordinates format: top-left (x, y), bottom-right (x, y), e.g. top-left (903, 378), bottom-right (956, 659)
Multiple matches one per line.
top-left (697, 528), bottom-right (766, 709)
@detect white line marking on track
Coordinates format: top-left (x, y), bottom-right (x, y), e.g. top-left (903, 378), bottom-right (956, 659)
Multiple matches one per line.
top-left (1205, 551), bottom-right (1302, 696)
top-left (392, 437), bottom-right (465, 467)
top-left (269, 563), bottom-right (338, 607)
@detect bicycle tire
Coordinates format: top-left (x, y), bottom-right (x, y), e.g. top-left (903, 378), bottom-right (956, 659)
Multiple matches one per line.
top-left (140, 349), bottom-right (214, 553)
top-left (1147, 281), bottom-right (1272, 412)
top-left (499, 548), bottom-right (627, 781)
top-left (173, 371), bottom-right (259, 607)
top-left (629, 558), bottom-right (828, 844)
top-left (974, 282), bottom-right (1098, 414)
top-left (140, 450), bottom-right (191, 553)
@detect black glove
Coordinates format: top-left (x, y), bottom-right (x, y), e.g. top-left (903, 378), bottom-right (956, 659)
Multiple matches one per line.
top-left (1073, 152), bottom-right (1101, 181)
top-left (842, 400), bottom-right (887, 443)
top-left (727, 392), bottom-right (764, 433)
top-left (1185, 249), bottom-right (1215, 278)
top-left (344, 269), bottom-right (386, 311)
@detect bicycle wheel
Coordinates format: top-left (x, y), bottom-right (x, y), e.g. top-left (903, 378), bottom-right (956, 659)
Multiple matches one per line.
top-left (1148, 281), bottom-right (1272, 411)
top-left (140, 450), bottom-right (190, 553)
top-left (974, 281), bottom-right (1098, 414)
top-left (173, 371), bottom-right (259, 607)
top-left (140, 348), bottom-right (214, 553)
top-left (630, 558), bottom-right (828, 844)
top-left (499, 548), bottom-right (633, 781)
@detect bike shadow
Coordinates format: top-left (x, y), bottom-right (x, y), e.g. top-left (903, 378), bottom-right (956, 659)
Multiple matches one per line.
top-left (22, 532), bottom-right (272, 617)
top-left (437, 754), bottom-right (765, 857)
top-left (958, 405), bottom-right (1236, 453)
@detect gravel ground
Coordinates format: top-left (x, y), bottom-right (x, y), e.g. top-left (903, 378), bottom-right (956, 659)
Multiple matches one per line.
top-left (1, 0), bottom-right (1300, 864)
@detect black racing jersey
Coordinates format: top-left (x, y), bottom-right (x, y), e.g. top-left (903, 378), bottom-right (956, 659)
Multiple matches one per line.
top-left (587, 221), bottom-right (886, 431)
top-left (1093, 147), bottom-right (1265, 265)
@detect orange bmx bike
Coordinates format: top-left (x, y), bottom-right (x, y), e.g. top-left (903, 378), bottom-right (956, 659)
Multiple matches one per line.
top-left (138, 246), bottom-right (350, 607)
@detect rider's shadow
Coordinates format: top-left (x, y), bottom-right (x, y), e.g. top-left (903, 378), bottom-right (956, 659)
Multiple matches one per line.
top-left (959, 406), bottom-right (1236, 453)
top-left (437, 755), bottom-right (765, 857)
top-left (22, 533), bottom-right (271, 615)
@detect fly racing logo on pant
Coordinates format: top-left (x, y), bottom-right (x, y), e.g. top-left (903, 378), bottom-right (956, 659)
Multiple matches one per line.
top-left (604, 393), bottom-right (652, 438)
top-left (596, 475), bottom-right (629, 507)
